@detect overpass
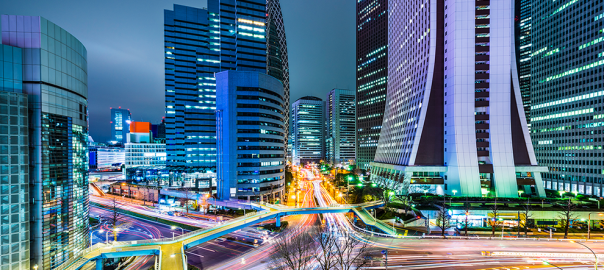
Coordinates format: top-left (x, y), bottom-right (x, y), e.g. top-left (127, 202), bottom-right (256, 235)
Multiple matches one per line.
top-left (58, 201), bottom-right (385, 270)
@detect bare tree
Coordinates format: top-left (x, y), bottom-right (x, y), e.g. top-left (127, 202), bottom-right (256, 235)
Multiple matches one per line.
top-left (270, 229), bottom-right (316, 270)
top-left (332, 230), bottom-right (371, 270)
top-left (558, 198), bottom-right (577, 239)
top-left (489, 197), bottom-right (501, 238)
top-left (435, 196), bottom-right (451, 238)
top-left (181, 187), bottom-right (196, 214)
top-left (462, 197), bottom-right (472, 237)
top-left (522, 197), bottom-right (532, 237)
top-left (310, 227), bottom-right (338, 270)
top-left (108, 196), bottom-right (130, 241)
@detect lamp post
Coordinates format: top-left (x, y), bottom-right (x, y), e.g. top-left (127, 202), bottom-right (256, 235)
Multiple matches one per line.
top-left (559, 190), bottom-right (565, 198)
top-left (570, 241), bottom-right (598, 270)
top-left (499, 218), bottom-right (505, 240)
top-left (103, 230), bottom-right (111, 244)
top-left (588, 213), bottom-right (603, 239)
top-left (518, 190), bottom-right (523, 197)
top-left (171, 226), bottom-right (183, 240)
top-left (452, 190), bottom-right (457, 196)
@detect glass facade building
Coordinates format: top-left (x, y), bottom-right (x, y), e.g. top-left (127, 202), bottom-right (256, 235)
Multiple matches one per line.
top-left (1, 15), bottom-right (89, 269)
top-left (110, 108), bottom-right (131, 145)
top-left (356, 0), bottom-right (388, 170)
top-left (292, 96), bottom-right (324, 166)
top-left (370, 0), bottom-right (546, 198)
top-left (216, 71), bottom-right (285, 201)
top-left (530, 0), bottom-right (604, 195)
top-left (326, 88), bottom-right (356, 165)
top-left (164, 0), bottom-right (289, 173)
top-left (0, 44), bottom-right (30, 270)
top-left (517, 0), bottom-right (532, 127)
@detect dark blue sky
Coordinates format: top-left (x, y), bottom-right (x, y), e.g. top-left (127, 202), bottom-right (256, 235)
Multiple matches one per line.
top-left (2, 0), bottom-right (355, 142)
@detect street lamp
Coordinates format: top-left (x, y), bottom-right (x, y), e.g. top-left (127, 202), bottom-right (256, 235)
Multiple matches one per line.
top-left (171, 226), bottom-right (183, 240)
top-left (518, 190), bottom-right (523, 197)
top-left (452, 190), bottom-right (457, 196)
top-left (570, 241), bottom-right (598, 270)
top-left (588, 213), bottom-right (603, 239)
top-left (559, 190), bottom-right (566, 198)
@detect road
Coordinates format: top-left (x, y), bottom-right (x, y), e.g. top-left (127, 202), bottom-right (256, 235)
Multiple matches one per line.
top-left (91, 195), bottom-right (219, 227)
top-left (90, 205), bottom-right (271, 270)
top-left (88, 165), bottom-right (604, 269)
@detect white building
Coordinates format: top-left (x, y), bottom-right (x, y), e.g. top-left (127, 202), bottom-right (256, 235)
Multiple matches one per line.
top-left (125, 121), bottom-right (166, 168)
top-left (370, 0), bottom-right (546, 198)
top-left (97, 147), bottom-right (126, 170)
top-left (124, 143), bottom-right (166, 168)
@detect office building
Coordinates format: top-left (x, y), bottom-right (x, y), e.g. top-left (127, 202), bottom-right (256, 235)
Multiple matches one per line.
top-left (0, 44), bottom-right (30, 270)
top-left (125, 122), bottom-right (166, 168)
top-left (1, 15), bottom-right (89, 269)
top-left (216, 71), bottom-right (285, 201)
top-left (517, 0), bottom-right (532, 127)
top-left (110, 108), bottom-right (131, 145)
top-left (369, 0), bottom-right (546, 198)
top-left (164, 0), bottom-right (289, 171)
top-left (530, 0), bottom-right (604, 196)
top-left (151, 118), bottom-right (166, 140)
top-left (326, 89), bottom-right (356, 165)
top-left (96, 147), bottom-right (125, 170)
top-left (292, 96), bottom-right (324, 166)
top-left (356, 0), bottom-right (388, 170)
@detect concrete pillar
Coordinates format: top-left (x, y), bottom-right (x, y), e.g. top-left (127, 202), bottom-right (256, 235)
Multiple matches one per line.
top-left (276, 215), bottom-right (281, 227)
top-left (96, 258), bottom-right (103, 270)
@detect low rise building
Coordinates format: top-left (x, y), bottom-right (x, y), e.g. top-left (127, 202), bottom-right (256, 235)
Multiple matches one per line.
top-left (125, 121), bottom-right (166, 169)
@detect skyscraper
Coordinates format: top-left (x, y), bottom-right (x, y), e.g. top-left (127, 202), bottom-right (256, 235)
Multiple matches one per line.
top-left (530, 0), bottom-right (604, 196)
top-left (0, 44), bottom-right (30, 270)
top-left (326, 89), bottom-right (356, 165)
top-left (370, 0), bottom-right (546, 198)
top-left (164, 0), bottom-right (288, 172)
top-left (292, 96), bottom-right (324, 166)
top-left (356, 0), bottom-right (388, 170)
top-left (110, 107), bottom-right (131, 144)
top-left (1, 15), bottom-right (89, 269)
top-left (216, 71), bottom-right (285, 201)
top-left (517, 0), bottom-right (532, 127)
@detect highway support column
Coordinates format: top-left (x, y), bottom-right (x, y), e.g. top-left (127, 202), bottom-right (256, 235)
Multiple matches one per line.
top-left (276, 215), bottom-right (281, 227)
top-left (95, 258), bottom-right (103, 270)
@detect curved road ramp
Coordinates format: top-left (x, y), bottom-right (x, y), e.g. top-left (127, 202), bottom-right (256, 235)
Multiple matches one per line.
top-left (57, 201), bottom-right (384, 270)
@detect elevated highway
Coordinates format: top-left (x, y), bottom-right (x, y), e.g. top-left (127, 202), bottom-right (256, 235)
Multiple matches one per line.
top-left (58, 201), bottom-right (385, 270)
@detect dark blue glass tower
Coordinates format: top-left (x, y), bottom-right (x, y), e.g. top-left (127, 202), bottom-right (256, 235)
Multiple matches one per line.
top-left (165, 1), bottom-right (288, 172)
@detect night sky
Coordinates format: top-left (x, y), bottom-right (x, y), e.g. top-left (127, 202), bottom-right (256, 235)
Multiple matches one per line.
top-left (2, 0), bottom-right (355, 142)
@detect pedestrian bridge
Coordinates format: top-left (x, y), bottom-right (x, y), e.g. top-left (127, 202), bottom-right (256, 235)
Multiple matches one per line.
top-left (57, 201), bottom-right (385, 270)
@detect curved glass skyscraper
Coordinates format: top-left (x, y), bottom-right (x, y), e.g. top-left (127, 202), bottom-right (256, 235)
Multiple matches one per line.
top-left (1, 15), bottom-right (89, 269)
top-left (370, 0), bottom-right (546, 198)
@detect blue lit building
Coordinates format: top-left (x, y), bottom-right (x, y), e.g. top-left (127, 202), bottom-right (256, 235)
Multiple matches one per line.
top-left (164, 0), bottom-right (289, 175)
top-left (1, 15), bottom-right (89, 269)
top-left (110, 107), bottom-right (131, 145)
top-left (0, 44), bottom-right (30, 270)
top-left (292, 96), bottom-right (325, 166)
top-left (216, 71), bottom-right (285, 201)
